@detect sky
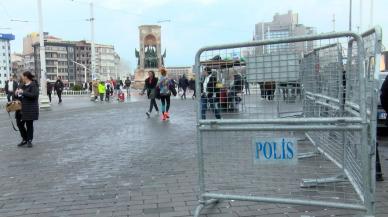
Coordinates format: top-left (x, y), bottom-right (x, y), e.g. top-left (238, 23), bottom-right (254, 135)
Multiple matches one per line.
top-left (0, 0), bottom-right (387, 72)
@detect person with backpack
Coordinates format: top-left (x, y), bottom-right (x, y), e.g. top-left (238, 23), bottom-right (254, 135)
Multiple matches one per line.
top-left (157, 68), bottom-right (172, 121)
top-left (141, 71), bottom-right (159, 118)
top-left (124, 77), bottom-right (132, 97)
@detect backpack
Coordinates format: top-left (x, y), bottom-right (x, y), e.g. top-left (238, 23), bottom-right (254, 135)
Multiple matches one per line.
top-left (159, 77), bottom-right (171, 96)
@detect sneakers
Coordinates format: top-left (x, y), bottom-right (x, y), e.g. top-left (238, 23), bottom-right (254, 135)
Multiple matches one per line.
top-left (26, 141), bottom-right (33, 148)
top-left (162, 112), bottom-right (170, 121)
top-left (146, 112), bottom-right (151, 118)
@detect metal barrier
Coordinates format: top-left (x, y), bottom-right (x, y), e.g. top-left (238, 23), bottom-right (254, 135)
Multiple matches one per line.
top-left (194, 29), bottom-right (380, 217)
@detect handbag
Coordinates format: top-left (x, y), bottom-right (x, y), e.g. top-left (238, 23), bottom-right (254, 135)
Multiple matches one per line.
top-left (6, 100), bottom-right (22, 112)
top-left (5, 100), bottom-right (21, 131)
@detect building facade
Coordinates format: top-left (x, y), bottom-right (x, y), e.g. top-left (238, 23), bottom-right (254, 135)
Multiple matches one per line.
top-left (95, 43), bottom-right (117, 81)
top-left (75, 40), bottom-right (91, 84)
top-left (11, 53), bottom-right (24, 76)
top-left (0, 33), bottom-right (15, 88)
top-left (254, 10), bottom-right (315, 54)
top-left (165, 66), bottom-right (194, 81)
top-left (33, 41), bottom-right (76, 85)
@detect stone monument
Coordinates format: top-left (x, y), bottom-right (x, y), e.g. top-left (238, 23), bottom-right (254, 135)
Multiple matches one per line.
top-left (134, 25), bottom-right (166, 88)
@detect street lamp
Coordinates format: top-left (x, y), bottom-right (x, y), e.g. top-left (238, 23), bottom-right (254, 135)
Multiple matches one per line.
top-left (70, 60), bottom-right (89, 84)
top-left (36, 0), bottom-right (50, 109)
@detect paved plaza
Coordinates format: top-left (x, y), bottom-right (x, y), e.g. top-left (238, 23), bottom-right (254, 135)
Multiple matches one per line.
top-left (0, 95), bottom-right (387, 217)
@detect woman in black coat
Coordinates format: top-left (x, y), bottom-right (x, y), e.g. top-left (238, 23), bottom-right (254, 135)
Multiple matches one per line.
top-left (141, 70), bottom-right (159, 118)
top-left (15, 71), bottom-right (39, 148)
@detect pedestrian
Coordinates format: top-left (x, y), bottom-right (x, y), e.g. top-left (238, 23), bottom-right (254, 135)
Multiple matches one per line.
top-left (124, 76), bottom-right (132, 97)
top-left (141, 70), bottom-right (159, 118)
top-left (88, 81), bottom-right (92, 92)
top-left (157, 68), bottom-right (172, 121)
top-left (47, 79), bottom-right (53, 103)
top-left (14, 71), bottom-right (39, 148)
top-left (189, 78), bottom-right (196, 99)
top-left (54, 76), bottom-right (64, 104)
top-left (201, 67), bottom-right (221, 119)
top-left (105, 81), bottom-right (112, 102)
top-left (92, 80), bottom-right (99, 101)
top-left (5, 76), bottom-right (17, 102)
top-left (98, 81), bottom-right (106, 102)
top-left (179, 74), bottom-right (189, 100)
top-left (244, 76), bottom-right (250, 95)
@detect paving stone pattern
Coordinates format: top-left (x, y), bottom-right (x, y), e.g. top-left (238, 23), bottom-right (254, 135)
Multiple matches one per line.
top-left (0, 96), bottom-right (387, 217)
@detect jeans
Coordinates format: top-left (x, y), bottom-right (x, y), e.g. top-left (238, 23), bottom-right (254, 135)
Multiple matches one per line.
top-left (149, 99), bottom-right (159, 113)
top-left (126, 87), bottom-right (131, 96)
top-left (160, 95), bottom-right (171, 113)
top-left (100, 93), bottom-right (104, 101)
top-left (201, 96), bottom-right (221, 119)
top-left (6, 92), bottom-right (14, 102)
top-left (17, 119), bottom-right (34, 142)
top-left (181, 87), bottom-right (187, 99)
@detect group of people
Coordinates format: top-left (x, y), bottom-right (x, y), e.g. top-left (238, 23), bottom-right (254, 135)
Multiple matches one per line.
top-left (90, 77), bottom-right (131, 102)
top-left (140, 67), bottom-right (220, 121)
top-left (141, 68), bottom-right (174, 121)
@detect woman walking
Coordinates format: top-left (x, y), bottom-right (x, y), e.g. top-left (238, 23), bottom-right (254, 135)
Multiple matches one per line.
top-left (157, 68), bottom-right (171, 121)
top-left (14, 71), bottom-right (39, 147)
top-left (141, 71), bottom-right (159, 118)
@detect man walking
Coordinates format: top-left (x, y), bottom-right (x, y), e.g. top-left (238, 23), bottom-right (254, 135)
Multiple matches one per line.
top-left (201, 68), bottom-right (221, 119)
top-left (5, 76), bottom-right (17, 102)
top-left (179, 74), bottom-right (189, 100)
top-left (54, 77), bottom-right (64, 104)
top-left (124, 77), bottom-right (131, 97)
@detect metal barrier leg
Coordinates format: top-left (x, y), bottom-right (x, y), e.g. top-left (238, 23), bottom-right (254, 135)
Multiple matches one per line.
top-left (300, 174), bottom-right (347, 188)
top-left (298, 151), bottom-right (321, 159)
top-left (193, 198), bottom-right (219, 217)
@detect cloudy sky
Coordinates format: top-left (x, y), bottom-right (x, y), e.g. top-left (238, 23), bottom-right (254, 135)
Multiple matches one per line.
top-left (1, 0), bottom-right (387, 71)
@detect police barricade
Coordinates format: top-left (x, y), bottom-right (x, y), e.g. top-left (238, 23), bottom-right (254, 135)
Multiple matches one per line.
top-left (194, 30), bottom-right (378, 217)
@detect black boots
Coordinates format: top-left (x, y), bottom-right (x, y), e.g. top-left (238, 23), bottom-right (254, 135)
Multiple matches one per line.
top-left (17, 141), bottom-right (27, 147)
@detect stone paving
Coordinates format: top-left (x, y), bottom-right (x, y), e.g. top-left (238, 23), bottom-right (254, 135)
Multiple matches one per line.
top-left (0, 95), bottom-right (387, 217)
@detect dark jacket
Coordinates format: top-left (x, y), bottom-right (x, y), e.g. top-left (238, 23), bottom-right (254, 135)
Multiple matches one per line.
top-left (47, 82), bottom-right (53, 94)
top-left (18, 81), bottom-right (40, 121)
top-left (201, 74), bottom-right (218, 98)
top-left (5, 80), bottom-right (18, 94)
top-left (179, 77), bottom-right (189, 89)
top-left (381, 75), bottom-right (388, 110)
top-left (189, 79), bottom-right (195, 90)
top-left (124, 79), bottom-right (131, 87)
top-left (54, 80), bottom-right (64, 92)
top-left (144, 77), bottom-right (158, 99)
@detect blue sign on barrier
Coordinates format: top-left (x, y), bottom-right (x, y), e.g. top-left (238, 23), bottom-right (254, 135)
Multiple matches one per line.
top-left (252, 137), bottom-right (298, 164)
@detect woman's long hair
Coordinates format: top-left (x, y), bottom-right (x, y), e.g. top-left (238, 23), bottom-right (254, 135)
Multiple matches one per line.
top-left (22, 71), bottom-right (35, 81)
top-left (148, 70), bottom-right (155, 78)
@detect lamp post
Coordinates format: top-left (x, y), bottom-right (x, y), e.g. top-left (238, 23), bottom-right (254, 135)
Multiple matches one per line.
top-left (37, 0), bottom-right (50, 108)
top-left (71, 60), bottom-right (89, 84)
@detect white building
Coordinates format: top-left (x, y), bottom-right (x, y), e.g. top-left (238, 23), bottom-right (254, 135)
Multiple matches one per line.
top-left (95, 44), bottom-right (119, 80)
top-left (0, 33), bottom-right (15, 88)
